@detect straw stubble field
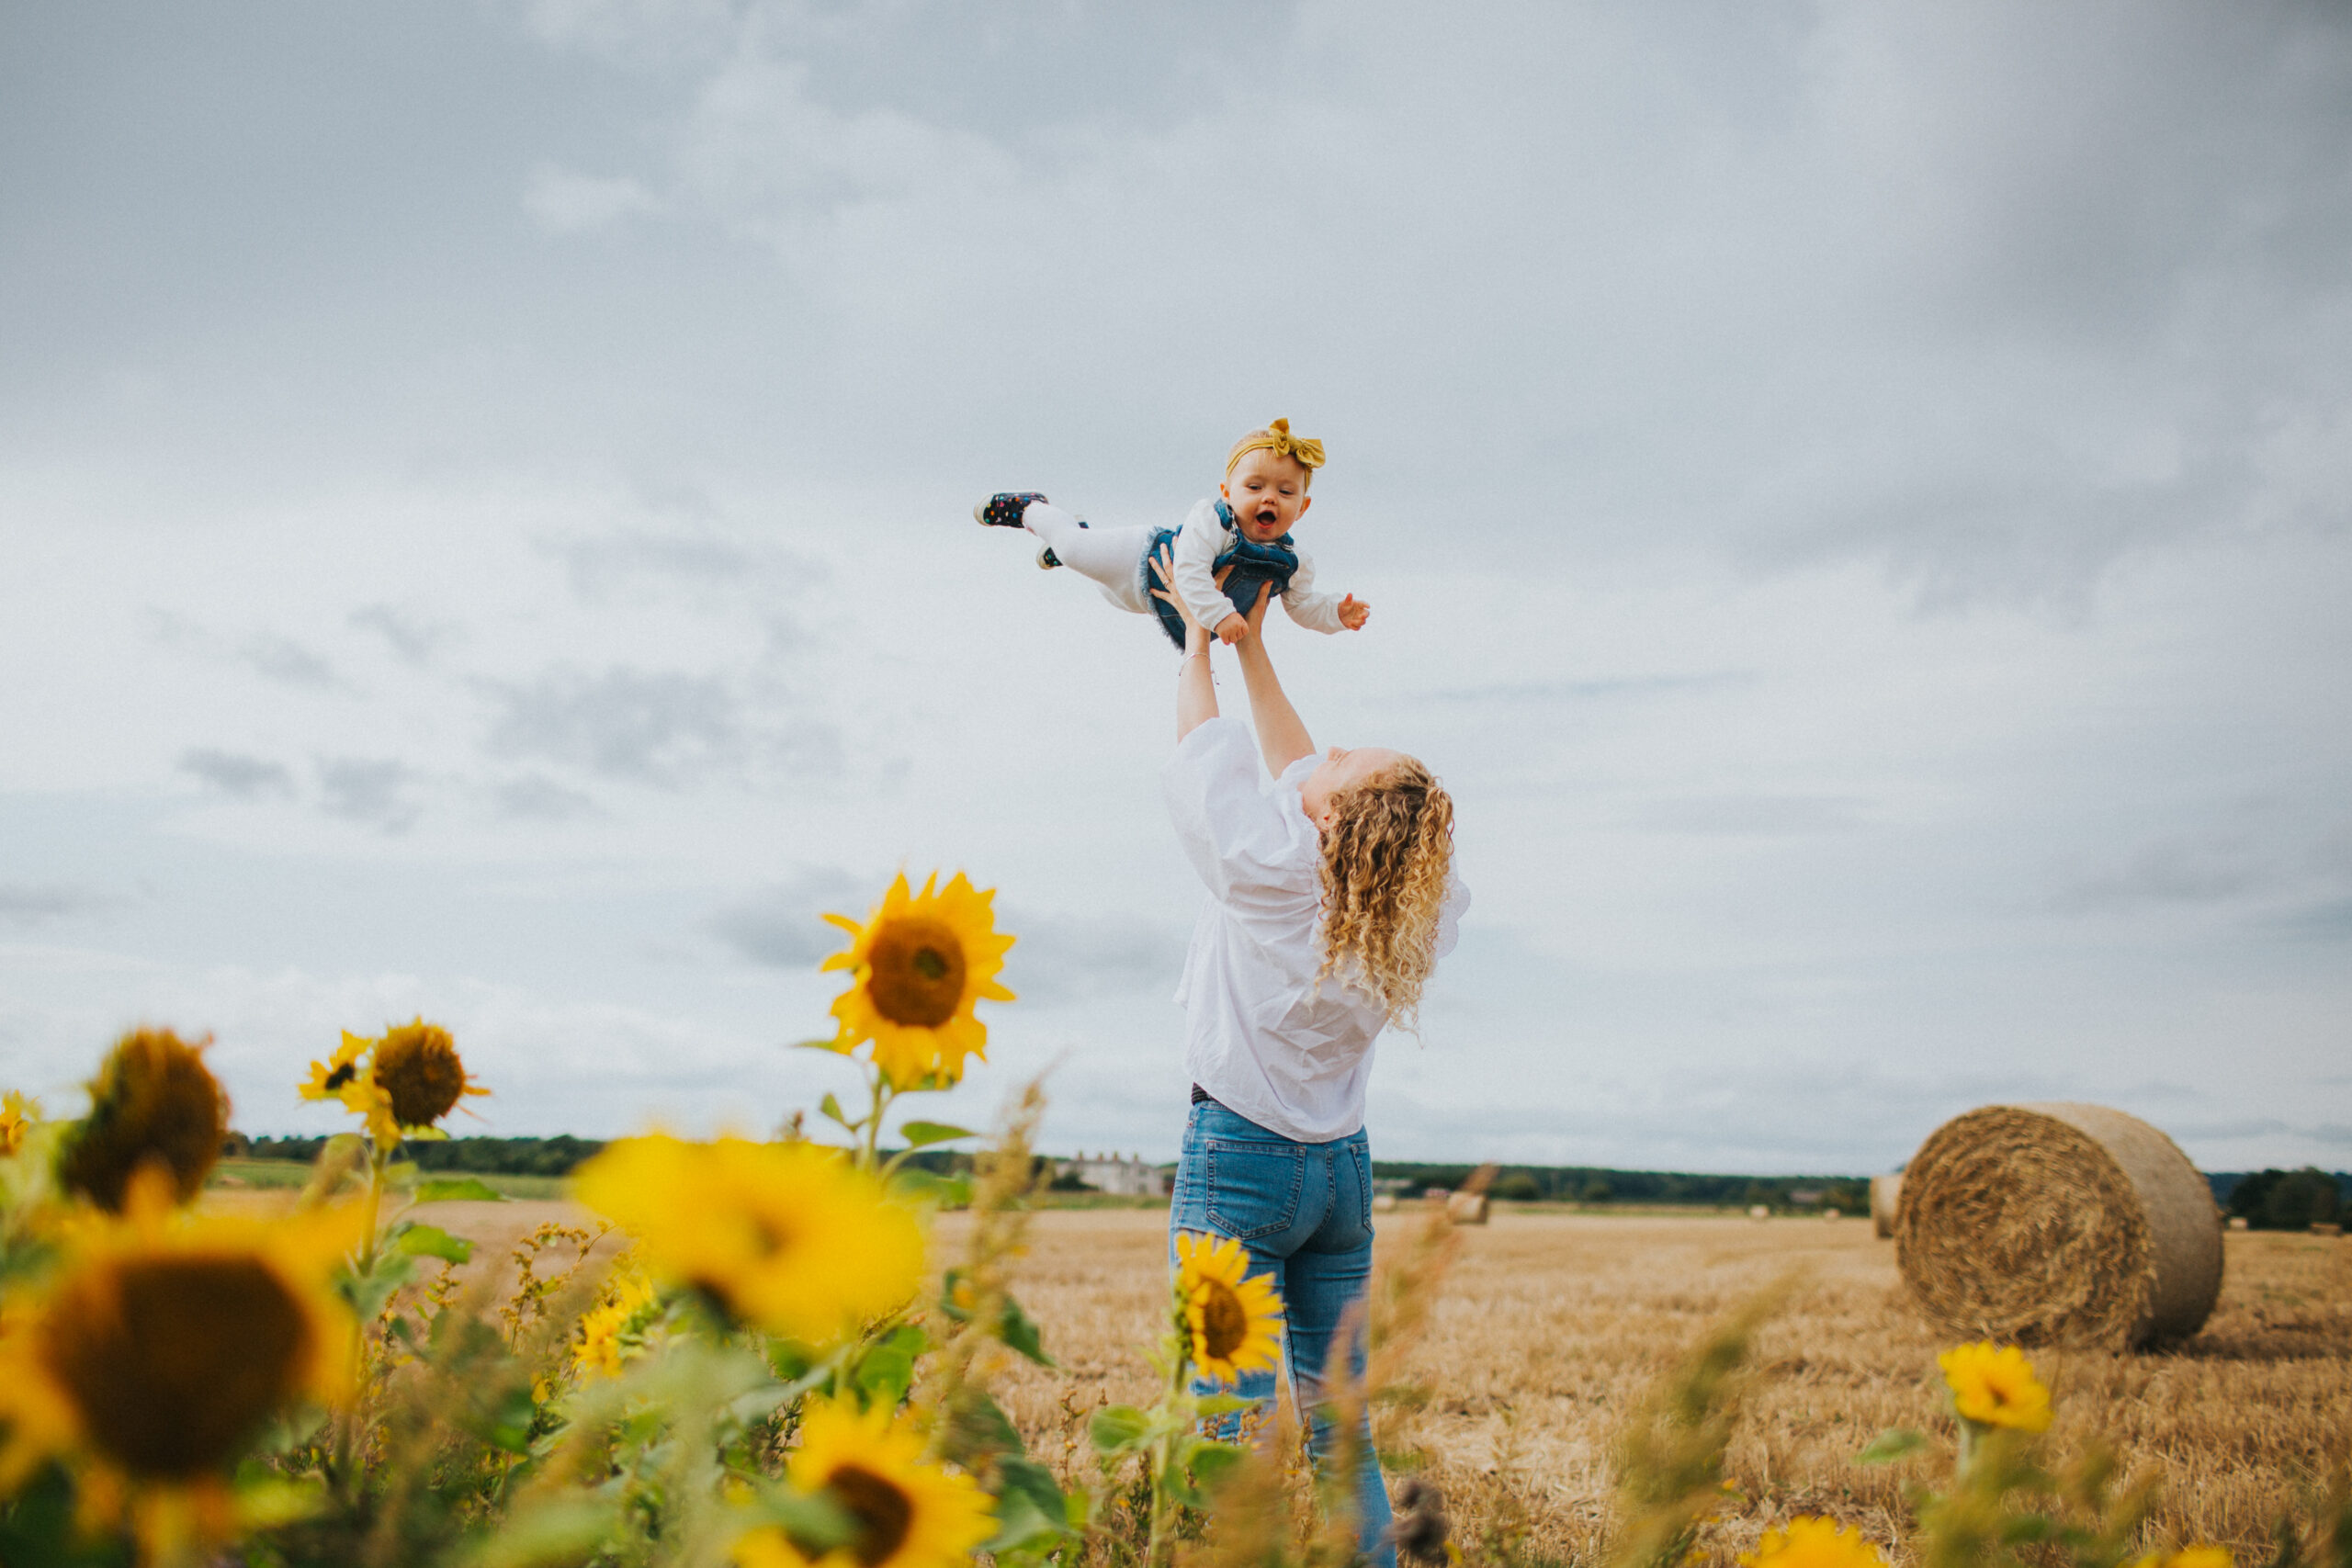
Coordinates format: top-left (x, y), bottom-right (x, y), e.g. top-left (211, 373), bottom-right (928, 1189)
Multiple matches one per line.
top-left (398, 1199), bottom-right (2350, 1564)
top-left (966, 1207), bottom-right (2351, 1564)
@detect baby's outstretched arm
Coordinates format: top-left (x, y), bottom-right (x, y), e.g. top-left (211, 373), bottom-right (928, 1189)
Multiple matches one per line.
top-left (1337, 593), bottom-right (1369, 630)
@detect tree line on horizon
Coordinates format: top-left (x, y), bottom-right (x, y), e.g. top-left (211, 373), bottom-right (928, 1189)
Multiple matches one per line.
top-left (230, 1134), bottom-right (2348, 1224)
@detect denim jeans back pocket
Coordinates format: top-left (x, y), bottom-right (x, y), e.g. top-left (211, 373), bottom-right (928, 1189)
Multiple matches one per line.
top-left (1204, 1138), bottom-right (1306, 1241)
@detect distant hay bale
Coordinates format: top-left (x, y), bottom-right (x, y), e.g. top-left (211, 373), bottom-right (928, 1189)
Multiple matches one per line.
top-left (1445, 1190), bottom-right (1489, 1225)
top-left (1747, 1204), bottom-right (1770, 1221)
top-left (1895, 1101), bottom-right (2222, 1349)
top-left (1371, 1192), bottom-right (1397, 1213)
top-left (1871, 1173), bottom-right (1903, 1239)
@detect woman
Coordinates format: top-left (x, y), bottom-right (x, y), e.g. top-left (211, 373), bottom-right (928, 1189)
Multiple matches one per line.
top-left (1153, 551), bottom-right (1464, 1567)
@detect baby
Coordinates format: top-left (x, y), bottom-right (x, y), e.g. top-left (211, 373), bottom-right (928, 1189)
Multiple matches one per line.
top-left (975, 419), bottom-right (1370, 648)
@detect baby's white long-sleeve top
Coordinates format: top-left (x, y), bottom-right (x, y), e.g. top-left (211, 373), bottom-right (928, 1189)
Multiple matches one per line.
top-left (1169, 498), bottom-right (1348, 635)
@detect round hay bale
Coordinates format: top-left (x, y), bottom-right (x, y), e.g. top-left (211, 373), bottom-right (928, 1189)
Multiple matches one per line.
top-left (1371, 1192), bottom-right (1397, 1213)
top-left (1870, 1173), bottom-right (1903, 1239)
top-left (1444, 1190), bottom-right (1489, 1225)
top-left (1895, 1102), bottom-right (2222, 1349)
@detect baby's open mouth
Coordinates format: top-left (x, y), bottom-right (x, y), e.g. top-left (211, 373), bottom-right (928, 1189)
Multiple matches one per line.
top-left (1253, 508), bottom-right (1278, 526)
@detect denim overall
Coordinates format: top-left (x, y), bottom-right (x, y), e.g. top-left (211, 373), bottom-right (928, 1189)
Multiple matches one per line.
top-left (1146, 502), bottom-right (1300, 649)
top-left (1170, 1097), bottom-right (1396, 1568)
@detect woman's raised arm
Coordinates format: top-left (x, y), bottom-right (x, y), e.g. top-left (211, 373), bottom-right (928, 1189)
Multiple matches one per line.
top-left (1150, 545), bottom-right (1218, 742)
top-left (1231, 584), bottom-right (1316, 776)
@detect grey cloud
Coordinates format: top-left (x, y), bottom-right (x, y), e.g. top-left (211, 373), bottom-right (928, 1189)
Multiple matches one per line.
top-left (2268, 897), bottom-right (2352, 941)
top-left (2049, 837), bottom-right (2267, 912)
top-left (2306, 1123), bottom-right (2352, 1148)
top-left (241, 635), bottom-right (340, 688)
top-left (1632, 795), bottom-right (1868, 837)
top-left (525, 164), bottom-right (659, 234)
top-left (0, 884), bottom-right (113, 927)
top-left (708, 868), bottom-right (875, 968)
top-left (484, 666), bottom-right (743, 785)
top-left (494, 774), bottom-right (599, 821)
top-left (483, 665), bottom-right (842, 785)
top-left (1414, 673), bottom-right (1747, 706)
top-left (349, 604), bottom-right (452, 664)
top-left (179, 748), bottom-right (297, 799)
top-left (317, 758), bottom-right (422, 833)
top-left (997, 907), bottom-right (1189, 1005)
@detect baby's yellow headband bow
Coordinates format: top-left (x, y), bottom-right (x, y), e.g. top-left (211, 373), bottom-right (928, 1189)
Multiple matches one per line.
top-left (1226, 417), bottom-right (1326, 475)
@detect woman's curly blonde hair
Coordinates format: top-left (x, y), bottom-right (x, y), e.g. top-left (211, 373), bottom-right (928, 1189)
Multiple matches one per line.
top-left (1315, 756), bottom-right (1455, 1031)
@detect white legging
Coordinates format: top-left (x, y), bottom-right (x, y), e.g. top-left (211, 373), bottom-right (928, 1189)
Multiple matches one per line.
top-left (1023, 502), bottom-right (1154, 614)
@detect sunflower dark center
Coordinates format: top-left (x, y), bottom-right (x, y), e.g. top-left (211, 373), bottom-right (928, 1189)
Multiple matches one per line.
top-left (1199, 1280), bottom-right (1249, 1361)
top-left (374, 1027), bottom-right (467, 1127)
top-left (865, 917), bottom-right (967, 1030)
top-left (828, 1463), bottom-right (917, 1568)
top-left (43, 1255), bottom-right (309, 1479)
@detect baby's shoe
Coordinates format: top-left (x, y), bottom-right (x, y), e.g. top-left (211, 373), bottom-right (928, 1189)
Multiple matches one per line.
top-left (974, 492), bottom-right (1047, 529)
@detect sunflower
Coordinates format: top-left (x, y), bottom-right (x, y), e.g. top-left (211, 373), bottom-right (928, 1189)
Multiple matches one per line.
top-left (56, 1029), bottom-right (228, 1213)
top-left (1174, 1232), bottom-right (1284, 1382)
top-left (2125, 1550), bottom-right (2233, 1568)
top-left (300, 1021), bottom-right (487, 1145)
top-left (0, 1089), bottom-right (40, 1156)
top-left (571, 1135), bottom-right (923, 1345)
top-left (300, 1030), bottom-right (399, 1145)
top-left (1937, 1342), bottom-right (2052, 1433)
top-left (371, 1019), bottom-right (487, 1128)
top-left (572, 1262), bottom-right (660, 1382)
top-left (733, 1397), bottom-right (994, 1568)
top-left (1740, 1517), bottom-right (1892, 1568)
top-left (820, 872), bottom-right (1014, 1088)
top-left (0, 1168), bottom-right (361, 1558)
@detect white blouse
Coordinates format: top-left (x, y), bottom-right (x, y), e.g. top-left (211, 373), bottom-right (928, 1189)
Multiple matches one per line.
top-left (1161, 717), bottom-right (1465, 1143)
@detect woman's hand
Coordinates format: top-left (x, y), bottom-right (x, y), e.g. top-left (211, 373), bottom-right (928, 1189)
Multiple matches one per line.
top-left (1151, 547), bottom-right (1235, 654)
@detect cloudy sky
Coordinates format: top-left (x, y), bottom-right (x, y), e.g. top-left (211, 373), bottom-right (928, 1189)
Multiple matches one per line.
top-left (4, 1), bottom-right (2347, 1174)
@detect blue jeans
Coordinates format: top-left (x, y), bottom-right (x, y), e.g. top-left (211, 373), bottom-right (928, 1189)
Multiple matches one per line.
top-left (1170, 1100), bottom-right (1395, 1568)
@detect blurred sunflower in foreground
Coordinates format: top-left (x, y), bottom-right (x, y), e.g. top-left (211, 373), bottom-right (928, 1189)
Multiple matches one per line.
top-left (0, 1168), bottom-right (360, 1561)
top-left (1938, 1341), bottom-right (2052, 1433)
top-left (1741, 1517), bottom-right (1892, 1568)
top-left (1174, 1232), bottom-right (1283, 1381)
top-left (821, 871), bottom-right (1014, 1089)
top-left (56, 1029), bottom-right (227, 1213)
top-left (573, 1135), bottom-right (923, 1345)
top-left (0, 1089), bottom-right (40, 1156)
top-left (733, 1397), bottom-right (994, 1568)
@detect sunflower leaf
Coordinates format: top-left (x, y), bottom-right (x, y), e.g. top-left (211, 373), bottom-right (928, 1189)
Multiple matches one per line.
top-left (1857, 1427), bottom-right (1928, 1465)
top-left (791, 1037), bottom-right (848, 1055)
top-left (1091, 1404), bottom-right (1152, 1455)
top-left (984, 1457), bottom-right (1077, 1551)
top-left (941, 1385), bottom-right (1027, 1468)
top-left (338, 1255), bottom-right (415, 1319)
top-left (395, 1224), bottom-right (475, 1265)
top-left (898, 1120), bottom-right (978, 1148)
top-left (818, 1092), bottom-right (858, 1133)
top-left (888, 1167), bottom-right (971, 1209)
top-left (999, 1291), bottom-right (1055, 1367)
top-left (1187, 1440), bottom-right (1247, 1494)
top-left (464, 1496), bottom-right (627, 1568)
top-left (1192, 1393), bottom-right (1258, 1418)
top-left (850, 1339), bottom-right (917, 1407)
top-left (416, 1177), bottom-right (507, 1203)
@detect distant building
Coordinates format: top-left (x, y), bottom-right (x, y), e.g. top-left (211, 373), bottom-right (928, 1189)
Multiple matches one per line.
top-left (1055, 1152), bottom-right (1171, 1198)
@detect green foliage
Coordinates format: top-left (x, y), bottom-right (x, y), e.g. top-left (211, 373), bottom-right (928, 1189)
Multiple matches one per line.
top-left (2227, 1168), bottom-right (2345, 1230)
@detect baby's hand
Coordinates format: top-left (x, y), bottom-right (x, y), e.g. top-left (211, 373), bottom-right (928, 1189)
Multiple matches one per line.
top-left (1215, 615), bottom-right (1249, 647)
top-left (1337, 594), bottom-right (1370, 631)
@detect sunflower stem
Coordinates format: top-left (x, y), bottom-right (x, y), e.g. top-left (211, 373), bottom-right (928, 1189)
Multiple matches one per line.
top-left (858, 1069), bottom-right (892, 1172)
top-left (1145, 1276), bottom-right (1195, 1568)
